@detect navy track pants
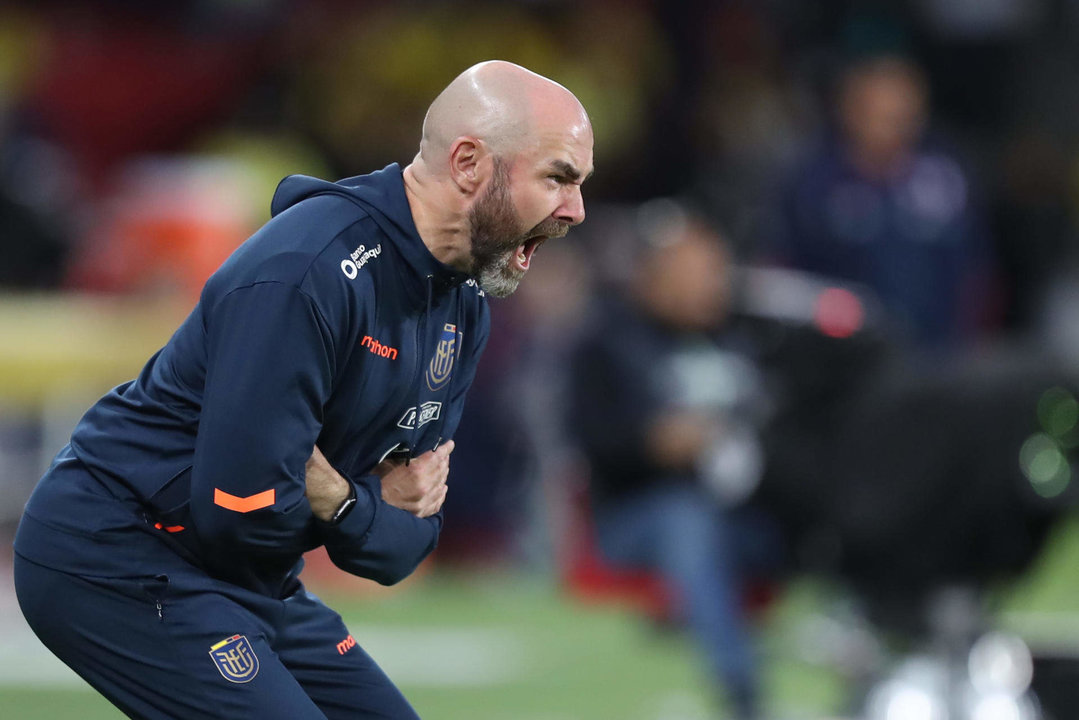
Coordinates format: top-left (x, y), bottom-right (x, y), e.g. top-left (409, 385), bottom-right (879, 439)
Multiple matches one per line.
top-left (14, 553), bottom-right (419, 719)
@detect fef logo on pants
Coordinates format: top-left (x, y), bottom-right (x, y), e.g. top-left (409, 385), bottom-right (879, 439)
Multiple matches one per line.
top-left (209, 635), bottom-right (259, 683)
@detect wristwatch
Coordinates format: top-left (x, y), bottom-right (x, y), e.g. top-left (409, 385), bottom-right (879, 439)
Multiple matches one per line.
top-left (329, 482), bottom-right (358, 525)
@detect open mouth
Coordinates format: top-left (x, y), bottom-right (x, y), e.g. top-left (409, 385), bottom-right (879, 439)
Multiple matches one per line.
top-left (513, 235), bottom-right (547, 272)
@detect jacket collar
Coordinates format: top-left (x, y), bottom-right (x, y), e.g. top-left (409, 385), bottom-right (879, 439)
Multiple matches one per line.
top-left (273, 164), bottom-right (472, 304)
top-left (350, 165), bottom-right (471, 303)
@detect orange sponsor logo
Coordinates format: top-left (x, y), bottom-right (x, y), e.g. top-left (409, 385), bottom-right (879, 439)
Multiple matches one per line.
top-left (336, 634), bottom-right (357, 655)
top-left (361, 335), bottom-right (398, 360)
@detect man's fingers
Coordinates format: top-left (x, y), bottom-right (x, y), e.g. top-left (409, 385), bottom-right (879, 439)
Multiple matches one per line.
top-left (377, 442), bottom-right (452, 517)
top-left (419, 484), bottom-right (448, 518)
top-left (406, 479), bottom-right (448, 518)
top-left (431, 440), bottom-right (454, 459)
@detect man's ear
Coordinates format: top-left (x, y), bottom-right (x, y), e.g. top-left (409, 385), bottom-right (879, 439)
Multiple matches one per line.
top-left (448, 137), bottom-right (489, 195)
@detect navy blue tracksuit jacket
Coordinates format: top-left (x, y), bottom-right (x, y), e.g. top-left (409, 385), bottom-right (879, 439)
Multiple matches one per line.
top-left (16, 163), bottom-right (491, 597)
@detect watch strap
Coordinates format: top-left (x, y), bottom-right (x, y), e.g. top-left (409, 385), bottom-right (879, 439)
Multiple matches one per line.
top-left (329, 482), bottom-right (359, 525)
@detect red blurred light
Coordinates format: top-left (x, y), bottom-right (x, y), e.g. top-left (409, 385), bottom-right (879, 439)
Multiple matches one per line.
top-left (814, 287), bottom-right (865, 338)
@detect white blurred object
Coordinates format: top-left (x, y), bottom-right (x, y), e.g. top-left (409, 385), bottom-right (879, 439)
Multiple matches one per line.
top-left (864, 632), bottom-right (1041, 720)
top-left (698, 420), bottom-right (763, 506)
top-left (968, 632), bottom-right (1035, 696)
top-left (866, 657), bottom-right (949, 720)
top-left (963, 691), bottom-right (1036, 720)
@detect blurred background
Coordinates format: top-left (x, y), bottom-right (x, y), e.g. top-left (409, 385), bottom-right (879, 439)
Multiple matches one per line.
top-left (5, 0), bottom-right (1079, 718)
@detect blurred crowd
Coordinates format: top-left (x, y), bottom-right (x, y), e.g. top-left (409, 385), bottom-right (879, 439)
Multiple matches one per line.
top-left (6, 0), bottom-right (1079, 717)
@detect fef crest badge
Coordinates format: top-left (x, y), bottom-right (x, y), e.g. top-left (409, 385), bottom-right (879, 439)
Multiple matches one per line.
top-left (209, 634), bottom-right (259, 683)
top-left (426, 323), bottom-right (462, 391)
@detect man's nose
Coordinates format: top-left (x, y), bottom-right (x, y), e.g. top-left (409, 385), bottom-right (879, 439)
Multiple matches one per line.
top-left (556, 186), bottom-right (586, 227)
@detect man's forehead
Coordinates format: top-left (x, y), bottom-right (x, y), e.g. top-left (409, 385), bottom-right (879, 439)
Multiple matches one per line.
top-left (525, 127), bottom-right (594, 174)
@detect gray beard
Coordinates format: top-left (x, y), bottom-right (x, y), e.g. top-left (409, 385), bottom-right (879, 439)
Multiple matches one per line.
top-left (474, 251), bottom-right (523, 298)
top-left (468, 158), bottom-right (526, 298)
top-left (467, 157), bottom-right (568, 298)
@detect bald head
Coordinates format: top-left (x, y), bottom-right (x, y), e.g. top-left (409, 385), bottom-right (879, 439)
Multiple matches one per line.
top-left (419, 60), bottom-right (590, 168)
top-left (403, 61), bottom-right (593, 291)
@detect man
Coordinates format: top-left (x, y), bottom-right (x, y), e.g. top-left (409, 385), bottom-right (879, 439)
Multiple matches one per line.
top-left (771, 54), bottom-right (992, 351)
top-left (568, 201), bottom-right (772, 720)
top-left (14, 60), bottom-right (592, 719)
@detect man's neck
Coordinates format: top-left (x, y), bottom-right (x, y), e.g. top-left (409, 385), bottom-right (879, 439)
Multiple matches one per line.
top-left (402, 162), bottom-right (473, 271)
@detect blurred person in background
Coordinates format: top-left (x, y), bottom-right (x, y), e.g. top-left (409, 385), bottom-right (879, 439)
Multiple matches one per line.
top-left (769, 53), bottom-right (995, 353)
top-left (13, 60), bottom-right (593, 719)
top-left (567, 200), bottom-right (777, 719)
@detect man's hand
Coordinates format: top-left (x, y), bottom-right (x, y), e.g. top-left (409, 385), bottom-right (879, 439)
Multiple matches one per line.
top-left (647, 412), bottom-right (715, 471)
top-left (305, 446), bottom-right (352, 522)
top-left (375, 441), bottom-right (453, 518)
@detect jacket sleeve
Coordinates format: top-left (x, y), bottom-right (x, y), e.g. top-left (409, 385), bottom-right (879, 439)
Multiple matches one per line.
top-left (316, 299), bottom-right (491, 585)
top-left (190, 281), bottom-right (343, 558)
top-left (318, 477), bottom-right (441, 586)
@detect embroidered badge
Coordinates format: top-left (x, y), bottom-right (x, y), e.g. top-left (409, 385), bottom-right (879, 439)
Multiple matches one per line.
top-left (426, 323), bottom-right (461, 391)
top-left (209, 634), bottom-right (259, 683)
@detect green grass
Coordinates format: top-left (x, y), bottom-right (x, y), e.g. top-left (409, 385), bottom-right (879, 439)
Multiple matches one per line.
top-left (6, 515), bottom-right (1079, 720)
top-left (0, 688), bottom-right (120, 719)
top-left (343, 571), bottom-right (849, 719)
top-left (0, 568), bottom-right (848, 720)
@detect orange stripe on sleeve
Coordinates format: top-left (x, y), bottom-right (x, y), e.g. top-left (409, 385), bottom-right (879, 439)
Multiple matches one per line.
top-left (213, 488), bottom-right (276, 513)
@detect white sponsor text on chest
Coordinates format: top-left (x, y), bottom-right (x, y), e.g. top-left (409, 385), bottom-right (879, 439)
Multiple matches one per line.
top-left (341, 244), bottom-right (382, 279)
